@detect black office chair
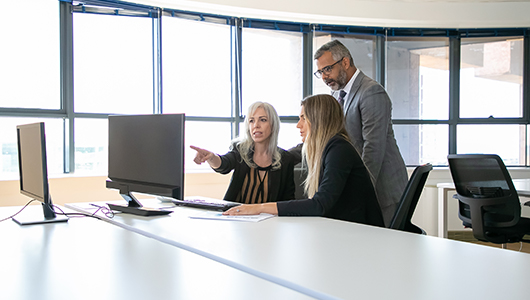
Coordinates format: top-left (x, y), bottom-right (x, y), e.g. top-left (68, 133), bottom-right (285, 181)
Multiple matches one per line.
top-left (389, 163), bottom-right (433, 234)
top-left (293, 162), bottom-right (307, 200)
top-left (447, 154), bottom-right (530, 245)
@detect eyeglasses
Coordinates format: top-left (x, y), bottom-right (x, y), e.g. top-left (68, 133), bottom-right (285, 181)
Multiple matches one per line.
top-left (314, 57), bottom-right (344, 79)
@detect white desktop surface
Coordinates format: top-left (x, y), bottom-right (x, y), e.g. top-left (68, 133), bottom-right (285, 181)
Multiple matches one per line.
top-left (0, 205), bottom-right (313, 300)
top-left (69, 199), bottom-right (530, 300)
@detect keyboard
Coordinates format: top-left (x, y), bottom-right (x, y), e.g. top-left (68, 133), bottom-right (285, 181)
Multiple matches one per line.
top-left (107, 203), bottom-right (173, 216)
top-left (170, 198), bottom-right (241, 212)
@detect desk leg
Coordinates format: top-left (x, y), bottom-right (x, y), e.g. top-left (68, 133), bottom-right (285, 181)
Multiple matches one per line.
top-left (437, 187), bottom-right (448, 238)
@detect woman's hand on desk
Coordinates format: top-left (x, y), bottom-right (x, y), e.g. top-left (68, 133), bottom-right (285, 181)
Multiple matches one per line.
top-left (190, 145), bottom-right (221, 169)
top-left (223, 203), bottom-right (278, 216)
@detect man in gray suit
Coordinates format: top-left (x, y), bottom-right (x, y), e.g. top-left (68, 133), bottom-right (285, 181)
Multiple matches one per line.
top-left (313, 40), bottom-right (408, 226)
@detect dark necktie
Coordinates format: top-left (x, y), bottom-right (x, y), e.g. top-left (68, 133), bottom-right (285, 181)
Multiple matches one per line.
top-left (338, 90), bottom-right (347, 107)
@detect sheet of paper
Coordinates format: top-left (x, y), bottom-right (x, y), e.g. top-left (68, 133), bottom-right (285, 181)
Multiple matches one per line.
top-left (189, 211), bottom-right (275, 222)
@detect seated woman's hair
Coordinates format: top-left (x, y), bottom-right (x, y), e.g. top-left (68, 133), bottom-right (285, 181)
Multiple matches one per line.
top-left (233, 101), bottom-right (282, 170)
top-left (302, 94), bottom-right (350, 197)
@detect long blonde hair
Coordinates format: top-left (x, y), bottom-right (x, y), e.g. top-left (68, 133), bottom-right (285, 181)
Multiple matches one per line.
top-left (302, 94), bottom-right (350, 197)
top-left (233, 101), bottom-right (282, 170)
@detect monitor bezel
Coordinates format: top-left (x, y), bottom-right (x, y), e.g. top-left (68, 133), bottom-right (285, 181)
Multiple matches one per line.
top-left (106, 113), bottom-right (185, 208)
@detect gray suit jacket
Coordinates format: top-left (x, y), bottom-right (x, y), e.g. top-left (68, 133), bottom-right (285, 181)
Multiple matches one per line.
top-left (333, 71), bottom-right (408, 226)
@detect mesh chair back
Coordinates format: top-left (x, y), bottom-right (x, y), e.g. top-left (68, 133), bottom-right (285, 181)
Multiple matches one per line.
top-left (448, 154), bottom-right (523, 242)
top-left (448, 154), bottom-right (520, 226)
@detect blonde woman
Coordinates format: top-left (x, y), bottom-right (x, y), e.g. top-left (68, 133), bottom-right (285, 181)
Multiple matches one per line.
top-left (224, 94), bottom-right (384, 226)
top-left (191, 101), bottom-right (295, 204)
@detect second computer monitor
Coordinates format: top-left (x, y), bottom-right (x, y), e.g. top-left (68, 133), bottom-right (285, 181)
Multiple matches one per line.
top-left (15, 122), bottom-right (68, 225)
top-left (107, 114), bottom-right (185, 205)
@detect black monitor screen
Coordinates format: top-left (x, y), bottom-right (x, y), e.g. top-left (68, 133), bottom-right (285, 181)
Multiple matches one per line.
top-left (107, 114), bottom-right (185, 205)
top-left (15, 122), bottom-right (68, 225)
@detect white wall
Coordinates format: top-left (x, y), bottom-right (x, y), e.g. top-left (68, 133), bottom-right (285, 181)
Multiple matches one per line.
top-left (146, 0), bottom-right (530, 28)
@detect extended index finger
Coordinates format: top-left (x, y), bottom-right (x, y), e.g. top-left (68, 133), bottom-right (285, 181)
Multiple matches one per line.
top-left (189, 145), bottom-right (206, 153)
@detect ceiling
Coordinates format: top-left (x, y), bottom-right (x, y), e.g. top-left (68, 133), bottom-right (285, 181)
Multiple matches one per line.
top-left (145, 0), bottom-right (530, 28)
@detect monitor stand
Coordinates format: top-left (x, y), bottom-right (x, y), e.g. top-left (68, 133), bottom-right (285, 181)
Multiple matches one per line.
top-left (13, 203), bottom-right (69, 225)
top-left (106, 192), bottom-right (172, 217)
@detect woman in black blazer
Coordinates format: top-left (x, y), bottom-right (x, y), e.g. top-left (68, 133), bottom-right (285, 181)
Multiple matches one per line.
top-left (224, 94), bottom-right (384, 227)
top-left (191, 102), bottom-right (295, 204)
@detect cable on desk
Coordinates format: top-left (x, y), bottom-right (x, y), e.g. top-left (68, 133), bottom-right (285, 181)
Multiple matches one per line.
top-left (0, 199), bottom-right (38, 223)
top-left (0, 200), bottom-right (114, 223)
top-left (89, 204), bottom-right (115, 218)
top-left (52, 204), bottom-right (114, 220)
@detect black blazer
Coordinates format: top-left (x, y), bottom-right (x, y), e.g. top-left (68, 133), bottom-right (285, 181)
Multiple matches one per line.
top-left (214, 146), bottom-right (295, 202)
top-left (278, 135), bottom-right (384, 227)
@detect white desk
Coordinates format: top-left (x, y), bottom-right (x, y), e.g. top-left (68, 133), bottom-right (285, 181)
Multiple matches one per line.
top-left (69, 199), bottom-right (530, 300)
top-left (437, 178), bottom-right (530, 238)
top-left (0, 205), bottom-right (313, 300)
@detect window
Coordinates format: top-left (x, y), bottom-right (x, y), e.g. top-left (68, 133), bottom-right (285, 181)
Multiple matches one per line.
top-left (162, 17), bottom-right (232, 117)
top-left (394, 124), bottom-right (449, 166)
top-left (386, 37), bottom-right (450, 165)
top-left (0, 0), bottom-right (64, 180)
top-left (0, 0), bottom-right (60, 109)
top-left (2, 0), bottom-right (530, 182)
top-left (456, 37), bottom-right (526, 164)
top-left (186, 121), bottom-right (232, 171)
top-left (387, 37), bottom-right (450, 120)
top-left (73, 13), bottom-right (154, 114)
top-left (278, 123), bottom-right (302, 150)
top-left (242, 28), bottom-right (303, 116)
top-left (460, 37), bottom-right (523, 118)
top-left (74, 119), bottom-right (108, 175)
top-left (457, 125), bottom-right (525, 165)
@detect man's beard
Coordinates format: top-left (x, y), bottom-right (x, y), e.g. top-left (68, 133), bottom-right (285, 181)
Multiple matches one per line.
top-left (325, 68), bottom-right (348, 91)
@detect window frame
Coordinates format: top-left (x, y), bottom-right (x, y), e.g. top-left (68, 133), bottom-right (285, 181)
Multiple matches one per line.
top-left (1, 0), bottom-right (529, 176)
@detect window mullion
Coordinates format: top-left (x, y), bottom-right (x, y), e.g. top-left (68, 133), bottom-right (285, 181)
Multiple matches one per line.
top-left (448, 36), bottom-right (461, 155)
top-left (60, 1), bottom-right (75, 173)
top-left (153, 9), bottom-right (162, 114)
top-left (302, 30), bottom-right (313, 98)
top-left (375, 34), bottom-right (386, 87)
top-left (231, 18), bottom-right (243, 140)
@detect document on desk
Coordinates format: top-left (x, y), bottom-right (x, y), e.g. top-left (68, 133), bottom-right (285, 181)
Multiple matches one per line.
top-left (189, 211), bottom-right (275, 222)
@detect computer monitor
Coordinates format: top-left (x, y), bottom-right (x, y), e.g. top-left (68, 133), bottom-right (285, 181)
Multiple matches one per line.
top-left (106, 114), bottom-right (185, 209)
top-left (14, 122), bottom-right (68, 225)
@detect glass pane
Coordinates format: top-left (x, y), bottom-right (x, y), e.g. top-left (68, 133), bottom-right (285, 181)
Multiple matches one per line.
top-left (186, 121), bottom-right (232, 172)
top-left (278, 123), bottom-right (302, 151)
top-left (162, 17), bottom-right (231, 117)
top-left (75, 119), bottom-right (108, 175)
top-left (457, 125), bottom-right (525, 166)
top-left (394, 124), bottom-right (448, 166)
top-left (242, 28), bottom-right (303, 116)
top-left (0, 117), bottom-right (64, 180)
top-left (387, 37), bottom-right (449, 120)
top-left (313, 34), bottom-right (375, 96)
top-left (460, 37), bottom-right (523, 118)
top-left (73, 14), bottom-right (153, 114)
top-left (0, 0), bottom-right (60, 109)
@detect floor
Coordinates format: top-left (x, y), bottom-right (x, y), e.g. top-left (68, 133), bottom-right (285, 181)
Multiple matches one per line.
top-left (448, 231), bottom-right (530, 253)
